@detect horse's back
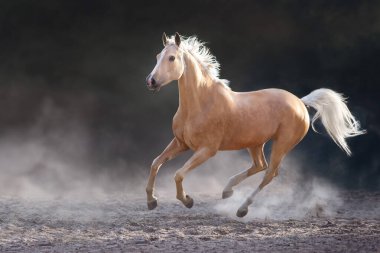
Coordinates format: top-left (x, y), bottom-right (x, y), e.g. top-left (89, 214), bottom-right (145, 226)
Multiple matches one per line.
top-left (234, 88), bottom-right (308, 121)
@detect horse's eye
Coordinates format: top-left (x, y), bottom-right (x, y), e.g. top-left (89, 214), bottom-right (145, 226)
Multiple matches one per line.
top-left (169, 56), bottom-right (175, 62)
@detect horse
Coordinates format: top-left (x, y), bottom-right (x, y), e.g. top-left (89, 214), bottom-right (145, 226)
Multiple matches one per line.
top-left (145, 32), bottom-right (365, 217)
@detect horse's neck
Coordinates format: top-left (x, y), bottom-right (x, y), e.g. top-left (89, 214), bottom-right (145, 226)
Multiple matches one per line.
top-left (177, 54), bottom-right (214, 114)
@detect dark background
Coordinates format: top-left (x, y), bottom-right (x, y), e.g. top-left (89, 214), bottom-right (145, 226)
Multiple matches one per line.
top-left (0, 0), bottom-right (378, 191)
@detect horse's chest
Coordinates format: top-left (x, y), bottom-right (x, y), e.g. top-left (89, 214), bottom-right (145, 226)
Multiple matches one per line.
top-left (172, 114), bottom-right (222, 150)
top-left (172, 119), bottom-right (198, 149)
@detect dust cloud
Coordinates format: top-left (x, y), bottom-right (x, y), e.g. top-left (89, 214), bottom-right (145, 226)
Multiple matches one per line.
top-left (0, 98), bottom-right (146, 202)
top-left (214, 154), bottom-right (343, 221)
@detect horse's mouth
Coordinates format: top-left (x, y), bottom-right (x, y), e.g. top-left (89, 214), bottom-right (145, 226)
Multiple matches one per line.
top-left (147, 84), bottom-right (161, 93)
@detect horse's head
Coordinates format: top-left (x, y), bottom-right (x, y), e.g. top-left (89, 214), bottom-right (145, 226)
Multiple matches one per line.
top-left (146, 32), bottom-right (184, 92)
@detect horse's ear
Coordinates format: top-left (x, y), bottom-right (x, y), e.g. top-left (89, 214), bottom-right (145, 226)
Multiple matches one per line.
top-left (162, 32), bottom-right (168, 47)
top-left (175, 32), bottom-right (181, 46)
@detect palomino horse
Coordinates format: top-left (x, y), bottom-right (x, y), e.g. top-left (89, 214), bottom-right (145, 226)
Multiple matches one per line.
top-left (145, 32), bottom-right (365, 217)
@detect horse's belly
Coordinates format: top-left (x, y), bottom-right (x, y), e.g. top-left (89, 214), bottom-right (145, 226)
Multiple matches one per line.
top-left (219, 124), bottom-right (275, 150)
top-left (174, 118), bottom-right (276, 151)
top-left (219, 105), bottom-right (280, 150)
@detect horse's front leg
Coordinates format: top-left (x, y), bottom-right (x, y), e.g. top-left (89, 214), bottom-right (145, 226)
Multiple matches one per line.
top-left (174, 147), bottom-right (217, 208)
top-left (146, 138), bottom-right (188, 210)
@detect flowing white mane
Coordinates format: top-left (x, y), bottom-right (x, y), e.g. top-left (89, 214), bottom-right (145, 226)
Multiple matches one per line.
top-left (167, 35), bottom-right (230, 89)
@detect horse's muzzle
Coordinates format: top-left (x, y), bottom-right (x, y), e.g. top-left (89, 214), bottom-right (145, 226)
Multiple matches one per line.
top-left (146, 75), bottom-right (161, 92)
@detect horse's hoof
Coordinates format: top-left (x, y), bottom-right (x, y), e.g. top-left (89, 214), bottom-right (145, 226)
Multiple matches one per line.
top-left (236, 208), bottom-right (248, 218)
top-left (184, 195), bottom-right (194, 208)
top-left (222, 190), bottom-right (234, 199)
top-left (147, 199), bottom-right (158, 210)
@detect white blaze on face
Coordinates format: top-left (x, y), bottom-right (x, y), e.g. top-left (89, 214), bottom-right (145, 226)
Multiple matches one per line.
top-left (149, 44), bottom-right (184, 88)
top-left (150, 49), bottom-right (167, 83)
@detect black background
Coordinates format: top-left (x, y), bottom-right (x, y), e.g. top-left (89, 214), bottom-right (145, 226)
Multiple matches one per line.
top-left (0, 0), bottom-right (378, 190)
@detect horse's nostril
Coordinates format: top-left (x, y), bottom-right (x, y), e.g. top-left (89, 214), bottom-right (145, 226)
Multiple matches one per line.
top-left (151, 78), bottom-right (156, 86)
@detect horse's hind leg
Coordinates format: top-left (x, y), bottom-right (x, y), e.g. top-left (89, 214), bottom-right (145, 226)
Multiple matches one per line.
top-left (236, 139), bottom-right (292, 218)
top-left (222, 144), bottom-right (267, 199)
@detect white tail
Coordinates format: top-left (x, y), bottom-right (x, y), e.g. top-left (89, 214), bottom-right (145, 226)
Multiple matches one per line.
top-left (301, 88), bottom-right (365, 156)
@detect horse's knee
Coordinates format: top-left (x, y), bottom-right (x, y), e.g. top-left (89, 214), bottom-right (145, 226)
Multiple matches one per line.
top-left (151, 158), bottom-right (160, 171)
top-left (174, 171), bottom-right (184, 183)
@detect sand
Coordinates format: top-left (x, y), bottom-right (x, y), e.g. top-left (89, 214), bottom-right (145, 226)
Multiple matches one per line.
top-left (0, 191), bottom-right (378, 252)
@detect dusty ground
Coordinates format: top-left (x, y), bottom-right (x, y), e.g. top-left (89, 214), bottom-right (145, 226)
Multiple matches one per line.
top-left (0, 191), bottom-right (379, 253)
